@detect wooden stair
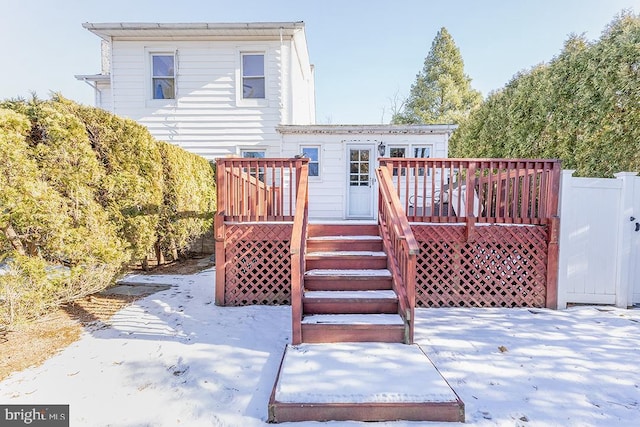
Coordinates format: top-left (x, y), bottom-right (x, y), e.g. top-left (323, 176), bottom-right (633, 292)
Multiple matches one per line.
top-left (269, 223), bottom-right (464, 423)
top-left (299, 223), bottom-right (407, 344)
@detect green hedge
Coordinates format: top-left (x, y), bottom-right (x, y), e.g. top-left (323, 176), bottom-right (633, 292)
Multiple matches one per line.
top-left (0, 96), bottom-right (216, 325)
top-left (449, 12), bottom-right (640, 177)
top-left (157, 141), bottom-right (215, 259)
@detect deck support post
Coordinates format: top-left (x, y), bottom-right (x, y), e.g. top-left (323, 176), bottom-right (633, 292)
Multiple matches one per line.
top-left (545, 216), bottom-right (560, 309)
top-left (214, 212), bottom-right (226, 306)
top-left (215, 160), bottom-right (227, 306)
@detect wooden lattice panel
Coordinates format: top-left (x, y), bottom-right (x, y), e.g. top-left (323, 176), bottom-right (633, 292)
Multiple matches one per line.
top-left (224, 223), bottom-right (292, 305)
top-left (413, 224), bottom-right (549, 308)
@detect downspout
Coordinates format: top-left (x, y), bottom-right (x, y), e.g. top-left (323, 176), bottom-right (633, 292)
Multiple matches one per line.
top-left (279, 26), bottom-right (287, 156)
top-left (109, 36), bottom-right (115, 113)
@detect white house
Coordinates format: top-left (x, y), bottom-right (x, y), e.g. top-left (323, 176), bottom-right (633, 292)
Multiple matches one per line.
top-left (77, 21), bottom-right (454, 220)
top-left (76, 22), bottom-right (316, 159)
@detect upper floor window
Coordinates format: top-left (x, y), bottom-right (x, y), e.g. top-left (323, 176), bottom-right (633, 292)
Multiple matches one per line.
top-left (301, 146), bottom-right (320, 177)
top-left (152, 54), bottom-right (175, 99)
top-left (242, 53), bottom-right (265, 99)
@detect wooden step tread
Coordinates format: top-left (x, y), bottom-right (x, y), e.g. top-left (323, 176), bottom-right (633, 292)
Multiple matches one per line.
top-left (306, 251), bottom-right (386, 258)
top-left (308, 235), bottom-right (382, 241)
top-left (305, 269), bottom-right (391, 278)
top-left (304, 290), bottom-right (397, 300)
top-left (302, 314), bottom-right (404, 325)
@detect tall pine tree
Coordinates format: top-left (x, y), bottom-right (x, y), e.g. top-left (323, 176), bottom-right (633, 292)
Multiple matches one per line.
top-left (393, 27), bottom-right (482, 125)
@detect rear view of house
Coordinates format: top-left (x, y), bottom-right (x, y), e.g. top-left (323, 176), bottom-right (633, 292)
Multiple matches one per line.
top-left (77, 21), bottom-right (456, 221)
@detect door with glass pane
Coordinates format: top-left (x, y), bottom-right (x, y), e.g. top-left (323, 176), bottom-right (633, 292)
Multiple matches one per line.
top-left (347, 146), bottom-right (375, 218)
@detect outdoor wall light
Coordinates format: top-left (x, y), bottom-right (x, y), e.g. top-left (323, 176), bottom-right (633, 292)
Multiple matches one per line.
top-left (377, 141), bottom-right (386, 156)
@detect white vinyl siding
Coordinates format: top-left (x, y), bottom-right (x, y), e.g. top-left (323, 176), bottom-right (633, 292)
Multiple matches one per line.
top-left (108, 39), bottom-right (289, 160)
top-left (280, 127), bottom-right (451, 220)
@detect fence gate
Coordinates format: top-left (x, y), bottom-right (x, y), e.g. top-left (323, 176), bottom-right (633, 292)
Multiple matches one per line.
top-left (558, 171), bottom-right (640, 308)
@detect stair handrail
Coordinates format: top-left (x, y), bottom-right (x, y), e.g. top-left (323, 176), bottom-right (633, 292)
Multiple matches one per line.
top-left (376, 166), bottom-right (419, 344)
top-left (290, 161), bottom-right (309, 345)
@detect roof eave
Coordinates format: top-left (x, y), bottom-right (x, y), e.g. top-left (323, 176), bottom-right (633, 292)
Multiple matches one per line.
top-left (74, 74), bottom-right (111, 82)
top-left (277, 124), bottom-right (458, 135)
top-left (82, 21), bottom-right (305, 40)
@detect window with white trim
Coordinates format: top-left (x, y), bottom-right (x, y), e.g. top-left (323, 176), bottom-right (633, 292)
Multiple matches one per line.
top-left (241, 53), bottom-right (265, 99)
top-left (301, 146), bottom-right (320, 177)
top-left (241, 150), bottom-right (265, 159)
top-left (413, 145), bottom-right (431, 176)
top-left (151, 54), bottom-right (175, 99)
top-left (413, 146), bottom-right (431, 159)
top-left (388, 145), bottom-right (432, 176)
top-left (389, 146), bottom-right (407, 176)
top-left (241, 149), bottom-right (266, 181)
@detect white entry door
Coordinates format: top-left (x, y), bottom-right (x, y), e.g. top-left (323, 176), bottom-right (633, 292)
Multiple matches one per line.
top-left (347, 146), bottom-right (375, 218)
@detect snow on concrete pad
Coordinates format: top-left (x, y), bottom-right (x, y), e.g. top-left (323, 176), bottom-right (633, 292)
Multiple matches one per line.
top-left (269, 343), bottom-right (465, 422)
top-left (275, 343), bottom-right (459, 404)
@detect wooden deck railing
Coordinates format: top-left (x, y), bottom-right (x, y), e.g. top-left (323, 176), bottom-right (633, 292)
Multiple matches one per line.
top-left (379, 158), bottom-right (561, 224)
top-left (216, 158), bottom-right (308, 222)
top-left (376, 166), bottom-right (419, 344)
top-left (215, 158), bottom-right (309, 306)
top-left (290, 163), bottom-right (309, 345)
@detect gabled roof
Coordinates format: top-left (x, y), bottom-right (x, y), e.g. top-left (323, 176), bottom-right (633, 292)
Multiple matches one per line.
top-left (82, 22), bottom-right (305, 41)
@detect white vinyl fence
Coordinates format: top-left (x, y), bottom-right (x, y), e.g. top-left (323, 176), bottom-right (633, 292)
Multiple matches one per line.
top-left (558, 171), bottom-right (640, 308)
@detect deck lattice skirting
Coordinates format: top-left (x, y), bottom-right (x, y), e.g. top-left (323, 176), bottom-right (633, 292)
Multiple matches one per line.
top-left (215, 158), bottom-right (561, 309)
top-left (222, 223), bottom-right (292, 306)
top-left (218, 222), bottom-right (551, 308)
top-left (413, 223), bottom-right (549, 308)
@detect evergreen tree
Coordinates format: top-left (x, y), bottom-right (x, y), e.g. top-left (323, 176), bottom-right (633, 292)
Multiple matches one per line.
top-left (392, 27), bottom-right (482, 124)
top-left (449, 12), bottom-right (640, 177)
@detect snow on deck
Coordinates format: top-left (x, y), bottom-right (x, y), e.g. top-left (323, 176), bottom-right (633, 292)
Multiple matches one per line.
top-left (301, 314), bottom-right (404, 325)
top-left (304, 290), bottom-right (397, 299)
top-left (274, 343), bottom-right (460, 404)
top-left (304, 269), bottom-right (391, 277)
top-left (305, 268), bottom-right (391, 277)
top-left (308, 235), bottom-right (382, 240)
top-left (306, 251), bottom-right (386, 257)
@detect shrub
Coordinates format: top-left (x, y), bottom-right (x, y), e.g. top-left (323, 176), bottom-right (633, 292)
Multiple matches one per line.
top-left (0, 96), bottom-right (216, 326)
top-left (52, 97), bottom-right (164, 262)
top-left (157, 141), bottom-right (216, 259)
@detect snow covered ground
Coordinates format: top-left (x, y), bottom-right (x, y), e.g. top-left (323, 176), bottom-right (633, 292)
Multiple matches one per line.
top-left (1, 267), bottom-right (639, 426)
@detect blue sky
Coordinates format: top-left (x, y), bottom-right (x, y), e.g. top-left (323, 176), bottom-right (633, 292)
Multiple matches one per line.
top-left (1, 0), bottom-right (638, 123)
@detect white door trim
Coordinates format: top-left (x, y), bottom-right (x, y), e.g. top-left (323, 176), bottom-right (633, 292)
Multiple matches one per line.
top-left (346, 144), bottom-right (376, 219)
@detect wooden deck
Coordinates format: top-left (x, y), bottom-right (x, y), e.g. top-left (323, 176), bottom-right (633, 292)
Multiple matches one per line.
top-left (215, 157), bottom-right (560, 423)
